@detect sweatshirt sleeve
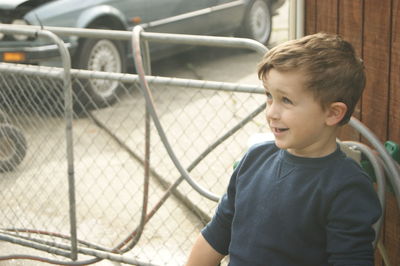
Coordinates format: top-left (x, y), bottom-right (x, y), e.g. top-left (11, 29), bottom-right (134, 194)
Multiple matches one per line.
top-left (201, 160), bottom-right (241, 255)
top-left (326, 172), bottom-right (382, 266)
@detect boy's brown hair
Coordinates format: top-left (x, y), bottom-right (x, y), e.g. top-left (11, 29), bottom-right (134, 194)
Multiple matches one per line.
top-left (257, 32), bottom-right (365, 125)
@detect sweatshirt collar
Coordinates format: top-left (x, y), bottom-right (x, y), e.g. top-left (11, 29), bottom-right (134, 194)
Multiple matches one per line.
top-left (280, 144), bottom-right (345, 166)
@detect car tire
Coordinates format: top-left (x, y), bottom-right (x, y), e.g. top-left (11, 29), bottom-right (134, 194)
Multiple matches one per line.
top-left (0, 123), bottom-right (27, 173)
top-left (0, 110), bottom-right (9, 124)
top-left (74, 37), bottom-right (126, 110)
top-left (240, 0), bottom-right (272, 44)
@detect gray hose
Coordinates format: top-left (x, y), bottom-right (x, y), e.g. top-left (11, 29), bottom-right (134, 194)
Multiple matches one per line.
top-left (132, 26), bottom-right (220, 201)
top-left (349, 117), bottom-right (400, 210)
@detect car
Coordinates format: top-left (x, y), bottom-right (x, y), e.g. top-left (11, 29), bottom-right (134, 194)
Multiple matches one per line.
top-left (0, 110), bottom-right (27, 173)
top-left (0, 0), bottom-right (285, 108)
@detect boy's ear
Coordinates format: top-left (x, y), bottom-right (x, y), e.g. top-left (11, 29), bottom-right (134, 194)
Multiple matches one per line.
top-left (325, 102), bottom-right (347, 126)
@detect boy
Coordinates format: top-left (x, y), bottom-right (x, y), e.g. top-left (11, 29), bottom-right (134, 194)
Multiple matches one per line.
top-left (185, 33), bottom-right (382, 265)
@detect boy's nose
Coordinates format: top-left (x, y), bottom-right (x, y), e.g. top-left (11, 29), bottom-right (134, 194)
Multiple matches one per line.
top-left (266, 103), bottom-right (280, 120)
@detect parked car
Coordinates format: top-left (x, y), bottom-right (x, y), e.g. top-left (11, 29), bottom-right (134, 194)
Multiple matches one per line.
top-left (0, 110), bottom-right (27, 173)
top-left (0, 0), bottom-right (285, 108)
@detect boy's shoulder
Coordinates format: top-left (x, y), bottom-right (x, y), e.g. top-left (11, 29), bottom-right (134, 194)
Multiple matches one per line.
top-left (316, 147), bottom-right (374, 193)
top-left (247, 140), bottom-right (279, 156)
top-left (237, 140), bottom-right (280, 170)
top-left (249, 139), bottom-right (277, 150)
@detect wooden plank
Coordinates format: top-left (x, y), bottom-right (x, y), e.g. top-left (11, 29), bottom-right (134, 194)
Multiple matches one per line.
top-left (361, 0), bottom-right (391, 142)
top-left (384, 1), bottom-right (400, 265)
top-left (303, 1), bottom-right (400, 264)
top-left (389, 0), bottom-right (400, 144)
top-left (316, 0), bottom-right (339, 34)
top-left (384, 193), bottom-right (400, 266)
top-left (305, 0), bottom-right (317, 35)
top-left (337, 0), bottom-right (363, 60)
top-left (337, 0), bottom-right (363, 141)
top-left (362, 1), bottom-right (393, 262)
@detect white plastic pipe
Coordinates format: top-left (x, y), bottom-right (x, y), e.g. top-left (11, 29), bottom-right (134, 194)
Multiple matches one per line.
top-left (289, 0), bottom-right (305, 39)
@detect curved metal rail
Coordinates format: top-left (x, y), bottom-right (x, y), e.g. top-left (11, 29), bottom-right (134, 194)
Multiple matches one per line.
top-left (349, 118), bottom-right (400, 209)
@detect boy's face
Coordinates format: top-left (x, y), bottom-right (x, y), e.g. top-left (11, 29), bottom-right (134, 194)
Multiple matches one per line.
top-left (263, 69), bottom-right (337, 157)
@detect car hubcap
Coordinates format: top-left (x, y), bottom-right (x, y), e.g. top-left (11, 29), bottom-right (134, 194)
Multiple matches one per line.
top-left (0, 136), bottom-right (14, 161)
top-left (87, 39), bottom-right (122, 98)
top-left (250, 1), bottom-right (270, 43)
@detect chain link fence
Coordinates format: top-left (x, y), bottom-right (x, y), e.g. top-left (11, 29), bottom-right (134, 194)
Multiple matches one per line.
top-left (0, 25), bottom-right (267, 265)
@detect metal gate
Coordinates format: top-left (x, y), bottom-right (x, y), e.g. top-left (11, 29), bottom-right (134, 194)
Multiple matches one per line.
top-left (0, 24), bottom-right (267, 265)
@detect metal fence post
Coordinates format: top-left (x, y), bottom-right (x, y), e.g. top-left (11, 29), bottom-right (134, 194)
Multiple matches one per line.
top-left (0, 25), bottom-right (78, 261)
top-left (39, 30), bottom-right (78, 262)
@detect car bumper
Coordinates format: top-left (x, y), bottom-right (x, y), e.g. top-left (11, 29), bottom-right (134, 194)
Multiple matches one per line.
top-left (0, 42), bottom-right (74, 64)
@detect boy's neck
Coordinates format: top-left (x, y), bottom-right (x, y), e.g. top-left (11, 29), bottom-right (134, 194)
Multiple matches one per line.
top-left (286, 129), bottom-right (339, 158)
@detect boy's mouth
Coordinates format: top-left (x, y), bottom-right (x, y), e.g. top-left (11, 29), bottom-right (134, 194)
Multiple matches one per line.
top-left (272, 127), bottom-right (289, 133)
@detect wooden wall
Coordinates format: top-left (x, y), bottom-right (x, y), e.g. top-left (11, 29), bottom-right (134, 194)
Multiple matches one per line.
top-left (304, 0), bottom-right (400, 265)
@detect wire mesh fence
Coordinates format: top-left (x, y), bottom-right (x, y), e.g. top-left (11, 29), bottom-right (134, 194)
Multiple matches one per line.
top-left (0, 26), bottom-right (267, 265)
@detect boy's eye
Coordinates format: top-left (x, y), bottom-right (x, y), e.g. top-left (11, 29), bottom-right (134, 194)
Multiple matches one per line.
top-left (282, 97), bottom-right (293, 104)
top-left (265, 91), bottom-right (272, 99)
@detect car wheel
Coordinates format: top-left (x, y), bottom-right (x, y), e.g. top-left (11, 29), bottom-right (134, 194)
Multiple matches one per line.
top-left (241, 0), bottom-right (272, 44)
top-left (0, 124), bottom-right (27, 173)
top-left (74, 38), bottom-right (126, 109)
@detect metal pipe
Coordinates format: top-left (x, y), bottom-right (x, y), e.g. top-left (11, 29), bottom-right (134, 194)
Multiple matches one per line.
top-left (38, 29), bottom-right (78, 262)
top-left (0, 233), bottom-right (71, 258)
top-left (289, 0), bottom-right (305, 40)
top-left (296, 0), bottom-right (305, 38)
top-left (289, 0), bottom-right (297, 40)
top-left (140, 31), bottom-right (267, 54)
top-left (0, 23), bottom-right (267, 55)
top-left (0, 63), bottom-right (265, 94)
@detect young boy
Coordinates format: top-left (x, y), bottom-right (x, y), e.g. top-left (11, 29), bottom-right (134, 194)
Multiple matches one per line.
top-left (185, 33), bottom-right (382, 265)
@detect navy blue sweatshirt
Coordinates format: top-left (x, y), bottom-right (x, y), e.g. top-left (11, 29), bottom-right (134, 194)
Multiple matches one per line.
top-left (202, 142), bottom-right (381, 265)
